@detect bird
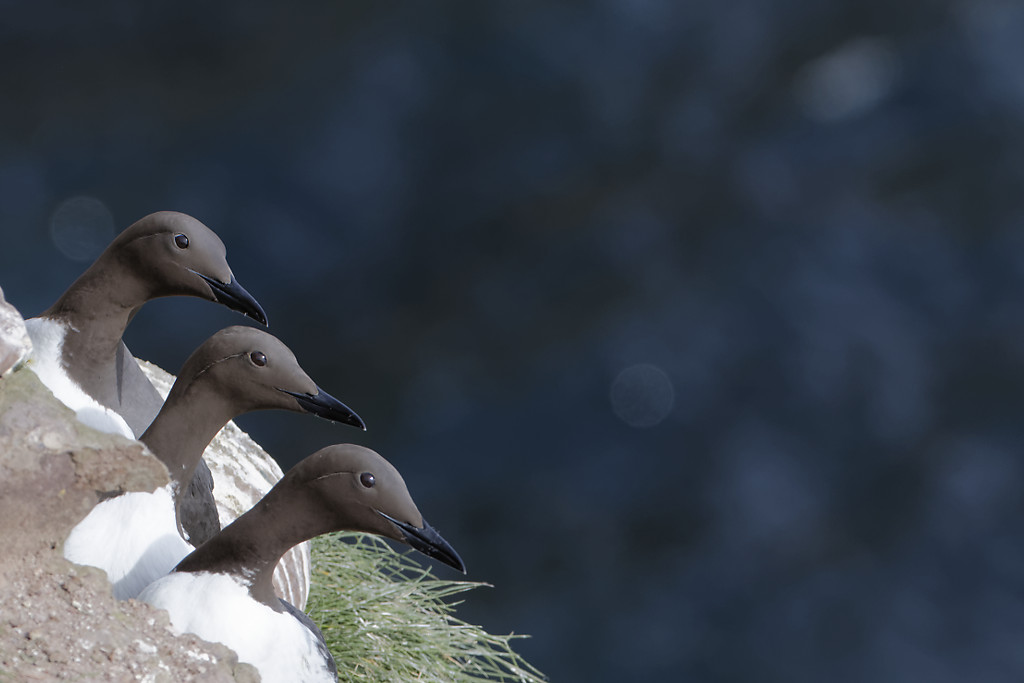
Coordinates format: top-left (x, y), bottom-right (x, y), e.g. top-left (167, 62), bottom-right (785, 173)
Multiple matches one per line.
top-left (138, 444), bottom-right (465, 683)
top-left (25, 211), bottom-right (268, 534)
top-left (62, 326), bottom-right (367, 600)
top-left (26, 210), bottom-right (267, 436)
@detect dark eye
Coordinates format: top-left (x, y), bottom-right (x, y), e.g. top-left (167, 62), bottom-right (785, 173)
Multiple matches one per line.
top-left (360, 472), bottom-right (375, 488)
top-left (174, 233), bottom-right (189, 249)
top-left (250, 351), bottom-right (267, 367)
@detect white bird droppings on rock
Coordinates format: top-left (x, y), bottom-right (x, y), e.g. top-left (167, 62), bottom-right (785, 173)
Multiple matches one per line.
top-left (0, 285), bottom-right (32, 378)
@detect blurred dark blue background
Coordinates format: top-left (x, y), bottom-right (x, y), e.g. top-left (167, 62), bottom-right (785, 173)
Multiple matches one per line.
top-left (4, 1), bottom-right (1024, 681)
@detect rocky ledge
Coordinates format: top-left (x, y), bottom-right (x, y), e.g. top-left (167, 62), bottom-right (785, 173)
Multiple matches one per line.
top-left (0, 287), bottom-right (258, 681)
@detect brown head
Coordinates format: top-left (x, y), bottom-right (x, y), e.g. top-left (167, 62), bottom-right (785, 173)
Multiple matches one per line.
top-left (101, 211), bottom-right (267, 324)
top-left (173, 444), bottom-right (465, 609)
top-left (273, 444), bottom-right (466, 573)
top-left (163, 325), bottom-right (365, 428)
top-left (140, 326), bottom-right (365, 547)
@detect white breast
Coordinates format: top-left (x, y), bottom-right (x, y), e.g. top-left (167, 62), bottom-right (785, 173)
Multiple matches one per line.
top-left (24, 317), bottom-right (135, 439)
top-left (62, 486), bottom-right (193, 600)
top-left (139, 572), bottom-right (335, 683)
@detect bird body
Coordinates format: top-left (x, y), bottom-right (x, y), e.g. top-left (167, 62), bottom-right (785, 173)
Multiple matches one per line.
top-left (138, 356), bottom-right (312, 609)
top-left (141, 572), bottom-right (335, 683)
top-left (62, 486), bottom-right (192, 600)
top-left (139, 445), bottom-right (465, 682)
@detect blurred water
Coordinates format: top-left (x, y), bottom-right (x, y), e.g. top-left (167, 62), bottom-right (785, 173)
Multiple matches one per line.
top-left (3, 1), bottom-right (1024, 681)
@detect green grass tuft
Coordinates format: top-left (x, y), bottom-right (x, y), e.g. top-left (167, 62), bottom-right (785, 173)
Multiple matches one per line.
top-left (306, 532), bottom-right (546, 682)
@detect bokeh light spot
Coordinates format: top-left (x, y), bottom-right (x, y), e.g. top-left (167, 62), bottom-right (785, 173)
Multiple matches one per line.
top-left (793, 37), bottom-right (900, 121)
top-left (49, 196), bottom-right (115, 262)
top-left (610, 363), bottom-right (675, 428)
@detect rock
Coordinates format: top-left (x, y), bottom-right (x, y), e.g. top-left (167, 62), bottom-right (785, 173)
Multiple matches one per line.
top-left (0, 332), bottom-right (257, 681)
top-left (0, 285), bottom-right (31, 378)
top-left (0, 368), bottom-right (164, 569)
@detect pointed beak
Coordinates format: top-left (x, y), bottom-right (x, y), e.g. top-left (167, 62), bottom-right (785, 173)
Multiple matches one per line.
top-left (190, 270), bottom-right (269, 326)
top-left (378, 512), bottom-right (466, 574)
top-left (278, 385), bottom-right (366, 430)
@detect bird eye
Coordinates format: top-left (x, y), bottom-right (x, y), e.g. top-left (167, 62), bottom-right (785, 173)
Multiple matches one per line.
top-left (360, 472), bottom-right (376, 488)
top-left (174, 233), bottom-right (189, 249)
top-left (250, 351), bottom-right (267, 367)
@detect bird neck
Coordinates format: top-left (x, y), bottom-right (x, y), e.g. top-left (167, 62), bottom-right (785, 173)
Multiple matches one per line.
top-left (175, 479), bottom-right (328, 610)
top-left (43, 253), bottom-right (148, 364)
top-left (140, 383), bottom-right (236, 507)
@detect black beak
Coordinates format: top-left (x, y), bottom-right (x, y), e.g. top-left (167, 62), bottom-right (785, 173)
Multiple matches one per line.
top-left (278, 385), bottom-right (366, 430)
top-left (190, 270), bottom-right (269, 326)
top-left (378, 512), bottom-right (466, 574)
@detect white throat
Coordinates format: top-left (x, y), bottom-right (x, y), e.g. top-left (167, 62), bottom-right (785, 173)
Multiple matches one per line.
top-left (24, 316), bottom-right (135, 439)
